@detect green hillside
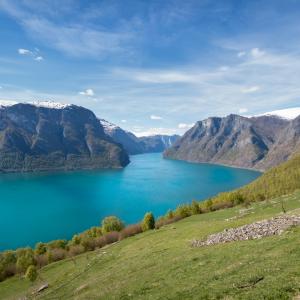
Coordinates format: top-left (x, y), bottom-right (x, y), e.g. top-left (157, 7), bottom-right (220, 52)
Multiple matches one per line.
top-left (1, 191), bottom-right (300, 299)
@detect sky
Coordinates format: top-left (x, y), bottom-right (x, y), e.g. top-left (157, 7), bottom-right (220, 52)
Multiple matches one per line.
top-left (0, 0), bottom-right (300, 136)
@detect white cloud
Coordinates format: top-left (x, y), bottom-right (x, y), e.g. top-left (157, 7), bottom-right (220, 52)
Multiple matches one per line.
top-left (219, 66), bottom-right (229, 71)
top-left (18, 48), bottom-right (32, 55)
top-left (134, 71), bottom-right (195, 84)
top-left (18, 48), bottom-right (44, 61)
top-left (178, 123), bottom-right (194, 129)
top-left (133, 127), bottom-right (178, 137)
top-left (237, 51), bottom-right (246, 57)
top-left (251, 48), bottom-right (265, 58)
top-left (121, 119), bottom-right (127, 123)
top-left (79, 88), bottom-right (95, 97)
top-left (150, 115), bottom-right (163, 120)
top-left (34, 56), bottom-right (43, 61)
top-left (241, 86), bottom-right (260, 94)
top-left (238, 108), bottom-right (248, 114)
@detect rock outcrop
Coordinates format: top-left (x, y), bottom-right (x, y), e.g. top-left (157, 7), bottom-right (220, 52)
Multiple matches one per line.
top-left (164, 114), bottom-right (300, 170)
top-left (0, 103), bottom-right (129, 172)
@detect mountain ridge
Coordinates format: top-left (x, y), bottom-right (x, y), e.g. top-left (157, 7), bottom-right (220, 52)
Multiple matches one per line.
top-left (0, 103), bottom-right (129, 172)
top-left (164, 113), bottom-right (300, 171)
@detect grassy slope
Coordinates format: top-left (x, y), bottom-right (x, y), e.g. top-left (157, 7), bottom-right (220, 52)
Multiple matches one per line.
top-left (1, 191), bottom-right (300, 300)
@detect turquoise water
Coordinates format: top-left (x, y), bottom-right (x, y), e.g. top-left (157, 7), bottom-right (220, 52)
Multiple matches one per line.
top-left (0, 153), bottom-right (260, 250)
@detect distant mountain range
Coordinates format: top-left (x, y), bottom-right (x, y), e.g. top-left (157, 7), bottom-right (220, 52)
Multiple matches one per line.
top-left (0, 103), bottom-right (129, 172)
top-left (100, 119), bottom-right (179, 154)
top-left (164, 114), bottom-right (300, 171)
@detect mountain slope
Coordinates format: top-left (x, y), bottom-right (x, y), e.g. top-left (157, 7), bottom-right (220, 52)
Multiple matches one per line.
top-left (0, 103), bottom-right (129, 172)
top-left (100, 119), bottom-right (179, 154)
top-left (164, 114), bottom-right (298, 170)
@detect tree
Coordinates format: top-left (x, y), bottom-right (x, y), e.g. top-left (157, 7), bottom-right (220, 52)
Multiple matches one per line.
top-left (25, 265), bottom-right (37, 282)
top-left (35, 242), bottom-right (47, 255)
top-left (191, 200), bottom-right (201, 214)
top-left (142, 212), bottom-right (155, 231)
top-left (102, 216), bottom-right (124, 234)
top-left (16, 248), bottom-right (35, 273)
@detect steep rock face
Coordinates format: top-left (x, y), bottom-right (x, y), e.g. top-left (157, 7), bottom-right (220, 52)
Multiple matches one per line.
top-left (0, 103), bottom-right (129, 172)
top-left (100, 119), bottom-right (179, 154)
top-left (164, 114), bottom-right (298, 170)
top-left (139, 135), bottom-right (180, 153)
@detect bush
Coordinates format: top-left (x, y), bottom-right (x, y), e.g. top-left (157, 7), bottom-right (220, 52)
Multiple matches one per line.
top-left (35, 242), bottom-right (47, 255)
top-left (35, 254), bottom-right (48, 268)
top-left (48, 248), bottom-right (67, 262)
top-left (102, 216), bottom-right (124, 234)
top-left (25, 265), bottom-right (37, 282)
top-left (68, 245), bottom-right (85, 257)
top-left (119, 224), bottom-right (142, 240)
top-left (80, 237), bottom-right (96, 251)
top-left (47, 239), bottom-right (68, 250)
top-left (191, 200), bottom-right (201, 214)
top-left (175, 204), bottom-right (191, 218)
top-left (16, 248), bottom-right (35, 273)
top-left (142, 212), bottom-right (155, 231)
top-left (103, 231), bottom-right (120, 244)
top-left (155, 215), bottom-right (183, 229)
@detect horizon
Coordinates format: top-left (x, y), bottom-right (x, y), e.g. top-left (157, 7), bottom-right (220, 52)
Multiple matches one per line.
top-left (1, 0), bottom-right (300, 135)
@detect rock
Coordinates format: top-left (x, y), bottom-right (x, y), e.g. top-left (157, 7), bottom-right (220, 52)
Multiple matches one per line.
top-left (36, 283), bottom-right (49, 293)
top-left (192, 215), bottom-right (300, 247)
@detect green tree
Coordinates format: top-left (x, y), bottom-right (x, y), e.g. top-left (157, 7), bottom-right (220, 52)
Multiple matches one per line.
top-left (191, 200), bottom-right (201, 214)
top-left (142, 212), bottom-right (155, 231)
top-left (102, 216), bottom-right (124, 233)
top-left (25, 265), bottom-right (38, 282)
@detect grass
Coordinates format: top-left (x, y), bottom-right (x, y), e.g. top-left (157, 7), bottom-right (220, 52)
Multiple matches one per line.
top-left (1, 191), bottom-right (300, 299)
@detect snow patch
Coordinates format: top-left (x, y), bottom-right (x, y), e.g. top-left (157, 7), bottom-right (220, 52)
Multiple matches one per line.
top-left (99, 119), bottom-right (118, 133)
top-left (0, 100), bottom-right (71, 109)
top-left (260, 107), bottom-right (300, 120)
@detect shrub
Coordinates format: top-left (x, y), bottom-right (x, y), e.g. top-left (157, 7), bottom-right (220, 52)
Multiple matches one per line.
top-left (102, 216), bottom-right (124, 234)
top-left (80, 237), bottom-right (96, 251)
top-left (35, 242), bottom-right (47, 255)
top-left (71, 234), bottom-right (81, 245)
top-left (166, 209), bottom-right (174, 219)
top-left (103, 231), bottom-right (120, 244)
top-left (47, 239), bottom-right (68, 250)
top-left (142, 212), bottom-right (155, 231)
top-left (191, 200), bottom-right (201, 214)
top-left (119, 224), bottom-right (143, 240)
top-left (175, 204), bottom-right (191, 218)
top-left (155, 215), bottom-right (183, 229)
top-left (16, 248), bottom-right (35, 273)
top-left (35, 254), bottom-right (48, 268)
top-left (68, 245), bottom-right (85, 257)
top-left (48, 248), bottom-right (67, 262)
top-left (25, 265), bottom-right (37, 282)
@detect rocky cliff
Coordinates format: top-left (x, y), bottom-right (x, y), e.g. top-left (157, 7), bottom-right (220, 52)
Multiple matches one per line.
top-left (100, 119), bottom-right (179, 154)
top-left (164, 114), bottom-right (299, 170)
top-left (0, 103), bottom-right (129, 172)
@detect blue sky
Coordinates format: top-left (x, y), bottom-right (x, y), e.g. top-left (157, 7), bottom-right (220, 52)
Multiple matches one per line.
top-left (0, 0), bottom-right (300, 135)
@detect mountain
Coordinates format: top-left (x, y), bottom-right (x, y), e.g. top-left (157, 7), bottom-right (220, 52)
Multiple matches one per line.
top-left (0, 102), bottom-right (129, 172)
top-left (164, 114), bottom-right (300, 170)
top-left (100, 119), bottom-right (179, 154)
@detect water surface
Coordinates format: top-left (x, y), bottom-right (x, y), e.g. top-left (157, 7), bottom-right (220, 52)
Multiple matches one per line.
top-left (0, 153), bottom-right (260, 250)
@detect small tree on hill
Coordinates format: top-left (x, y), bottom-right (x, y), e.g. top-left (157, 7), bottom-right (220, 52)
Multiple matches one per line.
top-left (142, 212), bottom-right (155, 231)
top-left (102, 216), bottom-right (124, 234)
top-left (25, 265), bottom-right (37, 282)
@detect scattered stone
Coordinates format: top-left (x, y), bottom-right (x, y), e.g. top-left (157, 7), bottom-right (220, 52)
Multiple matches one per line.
top-left (75, 284), bottom-right (89, 294)
top-left (36, 283), bottom-right (49, 293)
top-left (192, 215), bottom-right (300, 247)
